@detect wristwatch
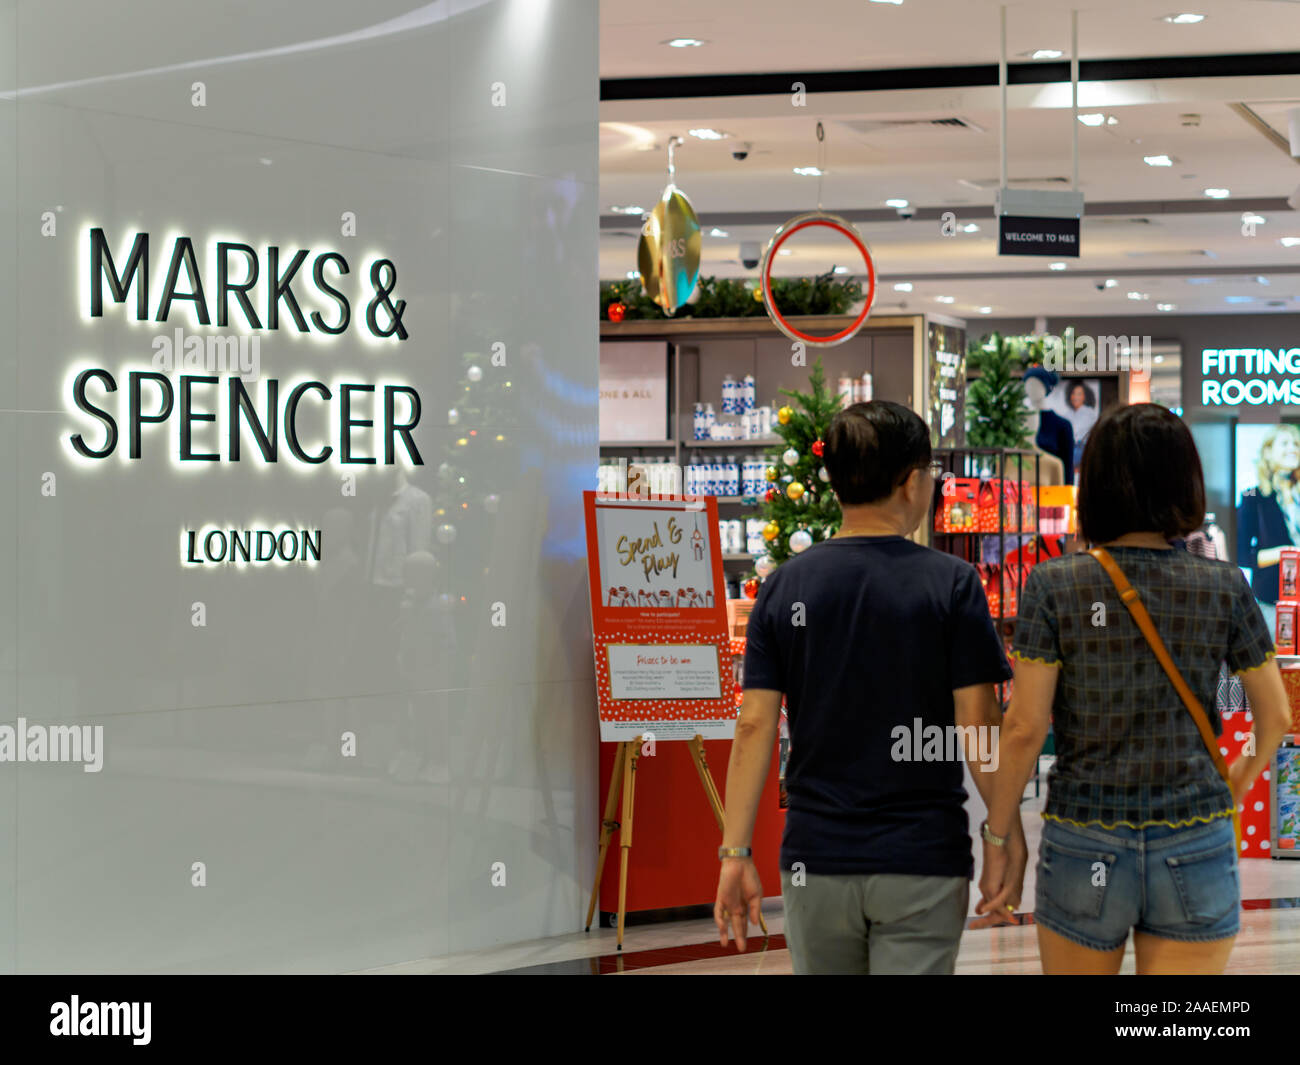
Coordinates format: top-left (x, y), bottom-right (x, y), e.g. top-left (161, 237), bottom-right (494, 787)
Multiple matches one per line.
top-left (981, 820), bottom-right (1006, 847)
top-left (718, 846), bottom-right (752, 860)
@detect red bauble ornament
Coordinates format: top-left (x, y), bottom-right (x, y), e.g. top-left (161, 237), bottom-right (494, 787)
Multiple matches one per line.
top-left (743, 577), bottom-right (760, 600)
top-left (811, 439), bottom-right (824, 457)
top-left (765, 487), bottom-right (778, 502)
top-left (607, 301), bottom-right (626, 323)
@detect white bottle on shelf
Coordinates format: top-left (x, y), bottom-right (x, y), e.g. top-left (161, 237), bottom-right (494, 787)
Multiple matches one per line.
top-left (693, 402), bottom-right (706, 441)
top-left (704, 403), bottom-right (716, 438)
top-left (722, 374), bottom-right (738, 415)
top-left (741, 374), bottom-right (757, 412)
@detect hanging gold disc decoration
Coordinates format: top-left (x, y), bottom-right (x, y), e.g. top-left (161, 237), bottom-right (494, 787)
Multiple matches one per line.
top-left (637, 136), bottom-right (702, 315)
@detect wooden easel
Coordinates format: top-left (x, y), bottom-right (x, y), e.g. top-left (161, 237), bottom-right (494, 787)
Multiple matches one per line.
top-left (583, 733), bottom-right (770, 950)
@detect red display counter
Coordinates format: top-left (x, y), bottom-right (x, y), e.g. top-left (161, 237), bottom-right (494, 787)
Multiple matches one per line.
top-left (596, 736), bottom-right (786, 915)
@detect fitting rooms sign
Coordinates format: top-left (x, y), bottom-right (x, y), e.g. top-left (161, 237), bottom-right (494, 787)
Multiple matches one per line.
top-left (66, 227), bottom-right (425, 568)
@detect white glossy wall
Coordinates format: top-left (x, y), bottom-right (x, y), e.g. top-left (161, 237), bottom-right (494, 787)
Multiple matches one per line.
top-left (0, 0), bottom-right (599, 972)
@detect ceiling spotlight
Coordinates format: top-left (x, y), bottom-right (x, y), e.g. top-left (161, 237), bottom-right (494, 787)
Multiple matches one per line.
top-left (609, 205), bottom-right (645, 215)
top-left (1203, 188), bottom-right (1230, 198)
top-left (1160, 13), bottom-right (1205, 24)
top-left (833, 266), bottom-right (850, 274)
top-left (962, 223), bottom-right (981, 233)
top-left (663, 38), bottom-right (707, 47)
top-left (625, 271), bottom-right (639, 279)
top-left (1020, 49), bottom-right (1064, 59)
top-left (936, 296), bottom-right (955, 304)
top-left (793, 166), bottom-right (824, 176)
top-left (1127, 291), bottom-right (1149, 300)
top-left (1242, 213), bottom-right (1266, 226)
top-left (885, 198), bottom-right (910, 209)
top-left (1077, 113), bottom-right (1118, 127)
top-left (1144, 155), bottom-right (1176, 167)
top-left (778, 248), bottom-right (793, 256)
top-left (1049, 262), bottom-right (1067, 271)
top-left (869, 0), bottom-right (904, 4)
top-left (708, 227), bottom-right (729, 237)
top-left (978, 306), bottom-right (993, 314)
top-left (1226, 296), bottom-right (1255, 304)
top-left (1156, 304), bottom-right (1175, 312)
top-left (689, 128), bottom-right (730, 140)
top-left (1280, 237), bottom-right (1300, 247)
top-left (1104, 279), bottom-right (1118, 288)
top-left (894, 283), bottom-right (913, 292)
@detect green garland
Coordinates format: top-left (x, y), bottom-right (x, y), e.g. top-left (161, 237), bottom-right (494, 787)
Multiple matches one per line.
top-left (601, 273), bottom-right (864, 320)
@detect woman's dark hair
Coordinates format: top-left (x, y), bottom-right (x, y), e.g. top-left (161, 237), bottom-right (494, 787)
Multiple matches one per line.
top-left (1077, 403), bottom-right (1205, 544)
top-left (1068, 381), bottom-right (1096, 408)
top-left (824, 400), bottom-right (931, 505)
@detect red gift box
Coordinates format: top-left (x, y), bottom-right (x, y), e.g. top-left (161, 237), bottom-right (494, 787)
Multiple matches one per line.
top-left (1277, 601), bottom-right (1298, 656)
top-left (1222, 709), bottom-right (1271, 858)
top-left (935, 477), bottom-right (979, 533)
top-left (1280, 548), bottom-right (1300, 601)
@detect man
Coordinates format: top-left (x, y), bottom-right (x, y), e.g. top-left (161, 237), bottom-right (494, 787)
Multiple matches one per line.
top-left (713, 401), bottom-right (1025, 974)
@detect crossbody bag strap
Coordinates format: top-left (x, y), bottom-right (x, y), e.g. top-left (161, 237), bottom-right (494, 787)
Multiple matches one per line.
top-left (1088, 547), bottom-right (1231, 785)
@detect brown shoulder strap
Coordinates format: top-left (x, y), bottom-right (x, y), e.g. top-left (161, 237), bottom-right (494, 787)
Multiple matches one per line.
top-left (1089, 547), bottom-right (1230, 785)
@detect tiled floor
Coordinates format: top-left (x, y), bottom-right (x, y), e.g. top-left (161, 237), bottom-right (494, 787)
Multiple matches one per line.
top-left (359, 765), bottom-right (1300, 975)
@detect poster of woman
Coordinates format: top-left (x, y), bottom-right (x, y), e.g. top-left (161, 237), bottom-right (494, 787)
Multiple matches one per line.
top-left (1045, 378), bottom-right (1100, 470)
top-left (1236, 422), bottom-right (1300, 628)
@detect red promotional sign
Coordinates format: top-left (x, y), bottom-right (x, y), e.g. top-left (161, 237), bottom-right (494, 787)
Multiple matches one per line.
top-left (582, 490), bottom-right (735, 741)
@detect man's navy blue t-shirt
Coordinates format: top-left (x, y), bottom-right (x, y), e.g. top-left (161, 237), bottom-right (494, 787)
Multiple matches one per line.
top-left (743, 535), bottom-right (1011, 879)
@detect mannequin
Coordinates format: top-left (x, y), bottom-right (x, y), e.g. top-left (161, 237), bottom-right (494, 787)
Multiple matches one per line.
top-left (1021, 367), bottom-right (1073, 486)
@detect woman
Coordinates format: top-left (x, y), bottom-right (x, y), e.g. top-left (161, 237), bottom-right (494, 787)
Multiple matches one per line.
top-left (1061, 380), bottom-right (1098, 470)
top-left (1238, 423), bottom-right (1300, 623)
top-left (979, 404), bottom-right (1290, 975)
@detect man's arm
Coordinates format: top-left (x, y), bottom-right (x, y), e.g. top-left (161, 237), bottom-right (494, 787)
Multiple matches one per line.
top-left (721, 688), bottom-right (783, 850)
top-left (953, 683), bottom-right (1003, 808)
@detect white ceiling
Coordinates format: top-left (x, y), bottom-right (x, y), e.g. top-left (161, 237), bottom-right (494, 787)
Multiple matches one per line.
top-left (599, 0), bottom-right (1300, 317)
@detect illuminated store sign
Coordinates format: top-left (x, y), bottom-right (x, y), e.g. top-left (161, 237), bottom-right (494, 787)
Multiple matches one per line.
top-left (1201, 348), bottom-right (1300, 406)
top-left (68, 228), bottom-right (422, 465)
top-left (65, 227), bottom-right (428, 569)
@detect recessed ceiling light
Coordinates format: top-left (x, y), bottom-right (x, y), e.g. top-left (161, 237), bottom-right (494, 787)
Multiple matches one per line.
top-left (894, 282), bottom-right (913, 292)
top-left (609, 205), bottom-right (645, 215)
top-left (1186, 277), bottom-right (1215, 284)
top-left (663, 37), bottom-right (707, 47)
top-left (979, 306), bottom-right (993, 314)
top-left (1049, 262), bottom-right (1067, 271)
top-left (1257, 276), bottom-right (1270, 285)
top-left (708, 227), bottom-right (729, 237)
top-left (689, 128), bottom-right (730, 140)
top-left (1203, 188), bottom-right (1230, 198)
top-left (936, 296), bottom-right (955, 304)
top-left (625, 271), bottom-right (639, 279)
top-left (1104, 279), bottom-right (1118, 288)
top-left (1020, 49), bottom-right (1063, 59)
top-left (962, 223), bottom-right (980, 233)
top-left (1160, 13), bottom-right (1205, 24)
top-left (869, 0), bottom-right (904, 5)
top-left (1077, 113), bottom-right (1118, 127)
top-left (793, 166), bottom-right (824, 176)
top-left (1155, 355), bottom-right (1166, 363)
top-left (1226, 296), bottom-right (1255, 303)
top-left (1156, 304), bottom-right (1175, 312)
top-left (1281, 237), bottom-right (1300, 247)
top-left (1144, 154), bottom-right (1176, 167)
top-left (833, 266), bottom-right (850, 274)
top-left (778, 248), bottom-right (793, 256)
top-left (885, 198), bottom-right (910, 209)
top-left (1242, 213), bottom-right (1266, 225)
top-left (1127, 291), bottom-right (1149, 300)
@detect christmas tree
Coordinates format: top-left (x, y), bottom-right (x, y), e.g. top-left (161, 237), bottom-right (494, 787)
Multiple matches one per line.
top-left (752, 359), bottom-right (843, 575)
top-left (966, 332), bottom-right (1032, 449)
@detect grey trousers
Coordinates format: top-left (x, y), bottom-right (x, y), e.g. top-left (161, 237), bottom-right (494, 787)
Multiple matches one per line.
top-left (780, 870), bottom-right (969, 974)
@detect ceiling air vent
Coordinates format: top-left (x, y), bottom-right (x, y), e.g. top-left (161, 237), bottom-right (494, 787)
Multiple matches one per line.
top-left (840, 116), bottom-right (987, 136)
top-left (958, 176), bottom-right (1071, 191)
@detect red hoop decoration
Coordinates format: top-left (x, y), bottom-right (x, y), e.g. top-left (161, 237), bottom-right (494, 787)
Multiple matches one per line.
top-left (759, 212), bottom-right (876, 347)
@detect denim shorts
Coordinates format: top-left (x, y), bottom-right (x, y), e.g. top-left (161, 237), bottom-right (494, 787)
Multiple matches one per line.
top-left (1034, 816), bottom-right (1240, 952)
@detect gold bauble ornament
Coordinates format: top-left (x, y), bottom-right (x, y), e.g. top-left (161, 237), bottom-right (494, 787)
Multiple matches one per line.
top-left (636, 184), bottom-right (702, 315)
top-left (765, 466), bottom-right (779, 482)
top-left (752, 285), bottom-right (765, 302)
top-left (777, 406), bottom-right (793, 425)
top-left (786, 482), bottom-right (805, 501)
top-left (762, 521), bottom-right (780, 542)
